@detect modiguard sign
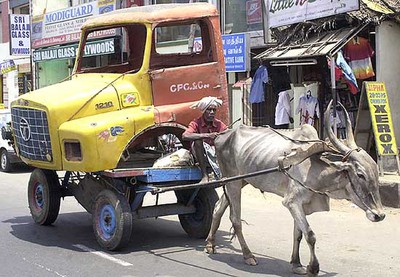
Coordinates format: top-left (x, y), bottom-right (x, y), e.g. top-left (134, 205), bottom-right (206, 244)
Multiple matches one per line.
top-left (9, 14), bottom-right (31, 55)
top-left (366, 82), bottom-right (398, 156)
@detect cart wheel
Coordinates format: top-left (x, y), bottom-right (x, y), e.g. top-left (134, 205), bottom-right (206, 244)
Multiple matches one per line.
top-left (0, 149), bottom-right (12, 172)
top-left (93, 189), bottom-right (132, 251)
top-left (28, 169), bottom-right (61, 225)
top-left (176, 188), bottom-right (219, 239)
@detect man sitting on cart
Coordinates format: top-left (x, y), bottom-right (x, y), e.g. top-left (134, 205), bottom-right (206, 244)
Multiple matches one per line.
top-left (182, 96), bottom-right (227, 184)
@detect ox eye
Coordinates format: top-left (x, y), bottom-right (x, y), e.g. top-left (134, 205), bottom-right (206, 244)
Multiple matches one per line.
top-left (357, 173), bottom-right (366, 180)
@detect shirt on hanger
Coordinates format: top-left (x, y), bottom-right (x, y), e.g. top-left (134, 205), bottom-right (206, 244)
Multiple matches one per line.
top-left (296, 95), bottom-right (319, 126)
top-left (275, 89), bottom-right (291, 125)
top-left (343, 37), bottom-right (375, 80)
top-left (249, 65), bottom-right (268, 103)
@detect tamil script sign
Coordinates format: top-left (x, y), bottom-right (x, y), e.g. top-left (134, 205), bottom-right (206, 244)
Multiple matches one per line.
top-left (33, 38), bottom-right (115, 62)
top-left (9, 14), bottom-right (31, 56)
top-left (194, 33), bottom-right (249, 72)
top-left (366, 82), bottom-right (398, 156)
top-left (32, 0), bottom-right (116, 48)
top-left (222, 33), bottom-right (249, 72)
top-left (264, 0), bottom-right (360, 28)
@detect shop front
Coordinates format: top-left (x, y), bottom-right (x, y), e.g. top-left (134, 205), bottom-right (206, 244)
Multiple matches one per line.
top-left (252, 0), bottom-right (399, 155)
top-left (31, 0), bottom-right (119, 88)
top-left (255, 23), bottom-right (373, 139)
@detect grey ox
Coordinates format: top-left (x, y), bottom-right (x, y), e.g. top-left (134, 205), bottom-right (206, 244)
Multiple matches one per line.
top-left (205, 101), bottom-right (385, 276)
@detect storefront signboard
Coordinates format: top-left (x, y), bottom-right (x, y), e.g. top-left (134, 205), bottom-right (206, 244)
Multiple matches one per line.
top-left (9, 14), bottom-right (31, 56)
top-left (32, 0), bottom-right (116, 49)
top-left (194, 33), bottom-right (249, 72)
top-left (32, 38), bottom-right (115, 62)
top-left (263, 0), bottom-right (360, 28)
top-left (366, 82), bottom-right (398, 156)
top-left (0, 60), bottom-right (17, 75)
top-left (246, 0), bottom-right (263, 24)
top-left (222, 33), bottom-right (249, 72)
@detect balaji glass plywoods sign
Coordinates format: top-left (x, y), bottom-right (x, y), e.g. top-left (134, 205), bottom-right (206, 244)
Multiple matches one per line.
top-left (264, 0), bottom-right (360, 28)
top-left (9, 14), bottom-right (31, 56)
top-left (366, 82), bottom-right (398, 156)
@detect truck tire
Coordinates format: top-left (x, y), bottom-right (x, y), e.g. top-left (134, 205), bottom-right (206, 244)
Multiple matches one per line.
top-left (93, 189), bottom-right (132, 251)
top-left (0, 149), bottom-right (12, 172)
top-left (176, 188), bottom-right (219, 239)
top-left (28, 169), bottom-right (61, 225)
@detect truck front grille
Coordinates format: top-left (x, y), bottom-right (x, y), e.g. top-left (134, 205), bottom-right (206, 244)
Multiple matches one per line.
top-left (11, 107), bottom-right (52, 162)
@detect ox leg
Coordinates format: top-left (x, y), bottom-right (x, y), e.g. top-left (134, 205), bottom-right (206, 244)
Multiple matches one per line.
top-left (226, 181), bottom-right (257, 266)
top-left (284, 201), bottom-right (319, 276)
top-left (205, 193), bottom-right (229, 254)
top-left (290, 225), bottom-right (307, 275)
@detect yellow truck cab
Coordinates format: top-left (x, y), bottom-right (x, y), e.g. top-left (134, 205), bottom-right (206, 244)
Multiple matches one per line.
top-left (10, 3), bottom-right (229, 251)
top-left (11, 3), bottom-right (228, 172)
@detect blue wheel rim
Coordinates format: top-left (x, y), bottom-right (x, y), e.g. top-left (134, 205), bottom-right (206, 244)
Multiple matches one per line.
top-left (99, 204), bottom-right (116, 239)
top-left (34, 183), bottom-right (44, 209)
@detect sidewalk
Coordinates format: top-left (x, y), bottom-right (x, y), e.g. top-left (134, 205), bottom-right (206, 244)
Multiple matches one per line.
top-left (379, 174), bottom-right (400, 208)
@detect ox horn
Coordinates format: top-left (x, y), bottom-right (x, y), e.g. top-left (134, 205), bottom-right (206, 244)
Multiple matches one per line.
top-left (337, 102), bottom-right (358, 149)
top-left (324, 100), bottom-right (352, 154)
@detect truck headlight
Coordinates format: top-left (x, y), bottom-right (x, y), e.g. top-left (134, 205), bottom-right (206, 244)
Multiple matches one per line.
top-left (64, 141), bottom-right (82, 161)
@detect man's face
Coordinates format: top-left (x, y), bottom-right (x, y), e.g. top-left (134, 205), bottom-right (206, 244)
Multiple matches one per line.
top-left (203, 104), bottom-right (217, 123)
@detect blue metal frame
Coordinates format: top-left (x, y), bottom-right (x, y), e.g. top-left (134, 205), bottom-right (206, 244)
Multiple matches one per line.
top-left (135, 167), bottom-right (202, 183)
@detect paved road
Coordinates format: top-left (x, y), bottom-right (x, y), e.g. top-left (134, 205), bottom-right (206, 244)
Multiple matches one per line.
top-left (0, 168), bottom-right (399, 277)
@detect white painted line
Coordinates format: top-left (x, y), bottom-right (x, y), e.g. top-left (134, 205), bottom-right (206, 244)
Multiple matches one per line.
top-left (22, 257), bottom-right (67, 277)
top-left (73, 244), bottom-right (132, 267)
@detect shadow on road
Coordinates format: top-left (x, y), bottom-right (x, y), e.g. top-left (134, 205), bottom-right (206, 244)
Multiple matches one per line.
top-left (3, 212), bottom-right (338, 277)
top-left (3, 163), bottom-right (34, 174)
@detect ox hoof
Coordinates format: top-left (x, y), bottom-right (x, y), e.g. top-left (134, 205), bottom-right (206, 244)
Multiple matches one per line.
top-left (292, 265), bottom-right (307, 275)
top-left (205, 245), bottom-right (216, 254)
top-left (244, 256), bottom-right (258, 266)
top-left (306, 265), bottom-right (319, 276)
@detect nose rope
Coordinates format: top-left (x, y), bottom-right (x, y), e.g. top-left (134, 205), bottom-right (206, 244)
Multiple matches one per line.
top-left (348, 177), bottom-right (376, 215)
top-left (342, 148), bottom-right (362, 162)
top-left (283, 168), bottom-right (379, 217)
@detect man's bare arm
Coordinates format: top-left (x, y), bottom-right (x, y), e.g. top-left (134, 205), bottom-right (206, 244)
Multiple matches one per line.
top-left (182, 132), bottom-right (218, 141)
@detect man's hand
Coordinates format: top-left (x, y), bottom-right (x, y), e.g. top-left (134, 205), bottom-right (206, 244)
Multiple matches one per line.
top-left (205, 132), bottom-right (218, 140)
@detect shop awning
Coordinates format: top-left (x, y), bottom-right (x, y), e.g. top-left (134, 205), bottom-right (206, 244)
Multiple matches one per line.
top-left (255, 25), bottom-right (367, 66)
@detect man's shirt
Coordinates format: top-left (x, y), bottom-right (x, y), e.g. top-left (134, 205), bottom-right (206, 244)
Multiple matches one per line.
top-left (183, 116), bottom-right (227, 146)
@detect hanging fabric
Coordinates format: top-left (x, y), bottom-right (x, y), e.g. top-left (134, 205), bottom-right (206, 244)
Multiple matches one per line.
top-left (296, 92), bottom-right (320, 126)
top-left (343, 36), bottom-right (375, 80)
top-left (249, 65), bottom-right (268, 103)
top-left (336, 51), bottom-right (359, 94)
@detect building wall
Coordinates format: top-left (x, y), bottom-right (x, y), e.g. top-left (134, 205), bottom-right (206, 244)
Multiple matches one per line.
top-left (31, 0), bottom-right (69, 16)
top-left (376, 21), bottom-right (400, 146)
top-left (1, 1), bottom-right (10, 42)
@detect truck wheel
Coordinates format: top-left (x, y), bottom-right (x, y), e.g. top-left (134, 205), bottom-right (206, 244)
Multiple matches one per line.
top-left (176, 188), bottom-right (219, 239)
top-left (0, 149), bottom-right (12, 172)
top-left (93, 189), bottom-right (132, 251)
top-left (28, 169), bottom-right (61, 225)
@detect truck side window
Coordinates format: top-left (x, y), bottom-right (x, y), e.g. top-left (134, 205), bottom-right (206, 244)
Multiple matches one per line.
top-left (78, 24), bottom-right (146, 74)
top-left (150, 19), bottom-right (214, 69)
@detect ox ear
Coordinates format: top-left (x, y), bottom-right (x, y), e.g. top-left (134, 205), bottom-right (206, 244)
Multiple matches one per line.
top-left (319, 153), bottom-right (353, 172)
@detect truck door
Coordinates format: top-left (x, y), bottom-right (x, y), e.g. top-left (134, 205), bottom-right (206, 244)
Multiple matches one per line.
top-left (149, 20), bottom-right (226, 116)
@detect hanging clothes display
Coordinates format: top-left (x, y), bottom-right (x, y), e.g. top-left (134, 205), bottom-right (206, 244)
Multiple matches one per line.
top-left (249, 65), bottom-right (268, 103)
top-left (296, 92), bottom-right (320, 126)
top-left (327, 58), bottom-right (358, 95)
top-left (336, 51), bottom-right (358, 94)
top-left (343, 36), bottom-right (375, 80)
top-left (275, 89), bottom-right (291, 128)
